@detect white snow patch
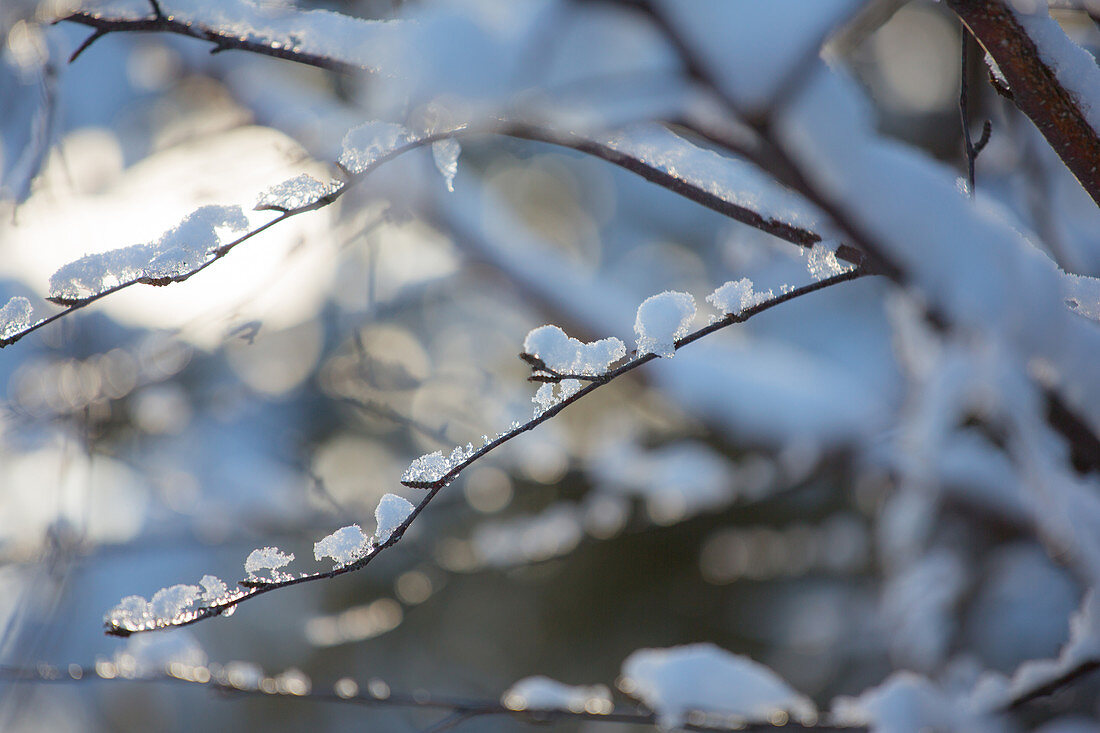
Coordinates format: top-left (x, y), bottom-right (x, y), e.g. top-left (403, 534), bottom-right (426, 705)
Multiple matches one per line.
top-left (1061, 271), bottom-right (1100, 322)
top-left (245, 546), bottom-right (295, 582)
top-left (374, 493), bottom-right (415, 544)
top-left (806, 240), bottom-right (853, 280)
top-left (48, 205), bottom-right (249, 304)
top-left (503, 676), bottom-right (613, 713)
top-left (149, 584), bottom-right (202, 619)
top-left (314, 524), bottom-right (371, 567)
top-left (523, 325), bottom-right (625, 375)
top-left (198, 575), bottom-right (228, 603)
top-left (706, 278), bottom-right (773, 316)
top-left (620, 643), bottom-right (816, 730)
top-left (634, 291), bottom-right (696, 357)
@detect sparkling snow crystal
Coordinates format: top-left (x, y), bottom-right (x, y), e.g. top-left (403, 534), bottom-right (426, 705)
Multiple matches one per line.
top-left (339, 121), bottom-right (415, 175)
top-left (49, 205), bottom-right (249, 304)
top-left (634, 291), bottom-right (696, 358)
top-left (503, 676), bottom-right (613, 713)
top-left (374, 493), bottom-right (415, 544)
top-left (314, 524), bottom-right (371, 567)
top-left (806, 240), bottom-right (852, 280)
top-left (0, 296), bottom-right (33, 340)
top-left (706, 278), bottom-right (774, 316)
top-left (402, 450), bottom-right (448, 485)
top-left (255, 173), bottom-right (334, 212)
top-left (149, 584), bottom-right (202, 619)
top-left (620, 644), bottom-right (816, 730)
top-left (432, 139), bottom-right (461, 192)
top-left (523, 325), bottom-right (625, 375)
top-left (245, 546), bottom-right (295, 582)
top-left (198, 575), bottom-right (228, 603)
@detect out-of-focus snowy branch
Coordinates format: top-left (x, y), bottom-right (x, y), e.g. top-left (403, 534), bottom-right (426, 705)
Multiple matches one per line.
top-left (61, 1), bottom-right (391, 73)
top-left (0, 661), bottom-right (866, 732)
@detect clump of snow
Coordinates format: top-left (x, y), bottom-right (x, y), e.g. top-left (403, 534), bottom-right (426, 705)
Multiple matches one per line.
top-left (149, 584), bottom-right (202, 619)
top-left (339, 122), bottom-right (415, 175)
top-left (432, 139), bottom-right (461, 192)
top-left (523, 325), bottom-right (625, 375)
top-left (104, 595), bottom-right (154, 634)
top-left (706, 278), bottom-right (774, 316)
top-left (634, 291), bottom-right (696, 357)
top-left (619, 643), bottom-right (816, 730)
top-left (401, 443), bottom-right (478, 486)
top-left (402, 450), bottom-right (448, 485)
top-left (0, 296), bottom-right (33, 341)
top-left (374, 493), bottom-right (415, 544)
top-left (245, 546), bottom-right (295, 582)
top-left (314, 524), bottom-right (371, 567)
top-left (503, 676), bottom-right (613, 714)
top-left (255, 173), bottom-right (334, 212)
top-left (806, 240), bottom-right (852, 280)
top-left (198, 575), bottom-right (228, 603)
top-left (49, 205), bottom-right (249, 304)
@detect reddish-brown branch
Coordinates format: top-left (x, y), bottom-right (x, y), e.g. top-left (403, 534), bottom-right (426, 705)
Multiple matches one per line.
top-left (947, 0), bottom-right (1100, 208)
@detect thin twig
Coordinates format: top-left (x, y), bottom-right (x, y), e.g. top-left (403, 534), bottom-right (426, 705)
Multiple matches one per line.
top-left (959, 28), bottom-right (993, 196)
top-left (60, 10), bottom-right (366, 74)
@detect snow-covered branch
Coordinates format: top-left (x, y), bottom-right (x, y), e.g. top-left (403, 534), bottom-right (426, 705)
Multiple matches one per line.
top-left (61, 0), bottom-right (392, 73)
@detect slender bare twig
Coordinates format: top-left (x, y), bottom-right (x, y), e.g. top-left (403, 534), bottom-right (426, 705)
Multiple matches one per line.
top-left (103, 266), bottom-right (865, 636)
top-left (959, 28), bottom-right (993, 196)
top-left (0, 664), bottom-right (866, 732)
top-left (61, 8), bottom-right (367, 74)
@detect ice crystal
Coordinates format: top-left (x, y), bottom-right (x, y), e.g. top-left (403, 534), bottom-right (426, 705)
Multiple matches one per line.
top-left (374, 493), bottom-right (415, 544)
top-left (198, 575), bottom-right (228, 603)
top-left (0, 296), bottom-right (32, 341)
top-left (149, 584), bottom-right (202, 619)
top-left (339, 121), bottom-right (415, 175)
top-left (432, 139), bottom-right (461, 192)
top-left (314, 524), bottom-right (371, 567)
top-left (634, 291), bottom-right (696, 358)
top-left (402, 450), bottom-right (448, 485)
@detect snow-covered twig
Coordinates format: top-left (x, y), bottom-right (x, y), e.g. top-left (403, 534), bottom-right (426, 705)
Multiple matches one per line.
top-left (101, 266), bottom-right (865, 636)
top-left (61, 3), bottom-right (382, 74)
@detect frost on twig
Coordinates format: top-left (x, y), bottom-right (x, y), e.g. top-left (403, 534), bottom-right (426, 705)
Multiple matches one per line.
top-left (255, 174), bottom-right (338, 213)
top-left (502, 676), bottom-right (613, 714)
top-left (48, 205), bottom-right (250, 305)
